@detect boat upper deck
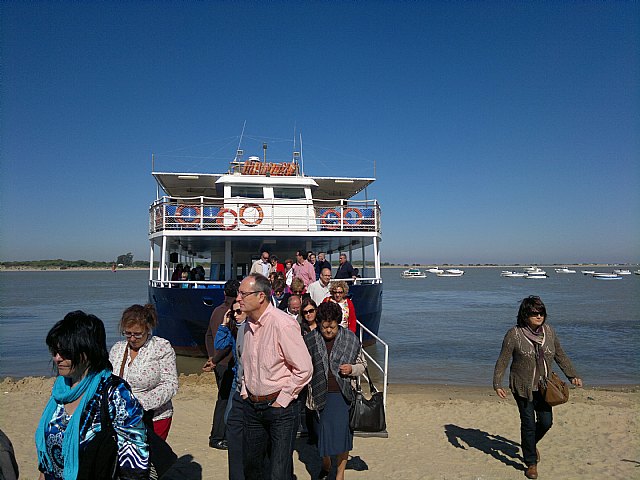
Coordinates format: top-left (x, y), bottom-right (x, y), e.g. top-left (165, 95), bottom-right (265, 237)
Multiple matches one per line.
top-left (149, 159), bottom-right (381, 238)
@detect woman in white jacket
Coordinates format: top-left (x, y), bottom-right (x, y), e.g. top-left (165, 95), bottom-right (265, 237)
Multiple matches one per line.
top-left (110, 304), bottom-right (178, 440)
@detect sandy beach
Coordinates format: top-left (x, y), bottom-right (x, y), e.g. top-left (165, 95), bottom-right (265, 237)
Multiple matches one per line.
top-left (1, 375), bottom-right (638, 480)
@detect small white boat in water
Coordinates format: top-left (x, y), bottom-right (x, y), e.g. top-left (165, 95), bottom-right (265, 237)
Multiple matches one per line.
top-left (426, 267), bottom-right (444, 274)
top-left (524, 267), bottom-right (547, 275)
top-left (501, 271), bottom-right (527, 278)
top-left (555, 267), bottom-right (576, 274)
top-left (613, 269), bottom-right (631, 275)
top-left (525, 272), bottom-right (548, 279)
top-left (437, 269), bottom-right (464, 277)
top-left (401, 268), bottom-right (427, 278)
top-left (634, 270), bottom-right (640, 276)
top-left (593, 273), bottom-right (622, 280)
top-left (581, 270), bottom-right (596, 275)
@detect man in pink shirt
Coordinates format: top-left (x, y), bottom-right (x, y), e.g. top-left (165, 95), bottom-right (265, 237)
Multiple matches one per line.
top-left (292, 249), bottom-right (316, 288)
top-left (238, 273), bottom-right (312, 480)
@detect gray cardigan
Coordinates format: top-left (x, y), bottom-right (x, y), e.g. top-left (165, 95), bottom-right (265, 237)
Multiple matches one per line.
top-left (493, 324), bottom-right (578, 401)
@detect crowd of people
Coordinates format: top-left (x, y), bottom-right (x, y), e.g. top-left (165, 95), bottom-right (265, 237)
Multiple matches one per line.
top-left (29, 247), bottom-right (583, 480)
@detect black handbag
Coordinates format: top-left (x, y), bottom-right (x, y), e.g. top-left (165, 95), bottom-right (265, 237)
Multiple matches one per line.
top-left (77, 376), bottom-right (118, 480)
top-left (349, 367), bottom-right (386, 432)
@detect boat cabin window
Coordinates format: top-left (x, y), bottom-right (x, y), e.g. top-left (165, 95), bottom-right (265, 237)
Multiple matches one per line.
top-left (273, 187), bottom-right (306, 199)
top-left (231, 185), bottom-right (264, 199)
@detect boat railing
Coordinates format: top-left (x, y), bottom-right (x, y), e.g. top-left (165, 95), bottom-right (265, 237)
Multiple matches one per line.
top-left (356, 319), bottom-right (389, 438)
top-left (149, 277), bottom-right (382, 288)
top-left (149, 197), bottom-right (381, 234)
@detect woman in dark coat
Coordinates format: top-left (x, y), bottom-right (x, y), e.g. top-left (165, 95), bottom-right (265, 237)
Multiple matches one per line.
top-left (304, 302), bottom-right (365, 480)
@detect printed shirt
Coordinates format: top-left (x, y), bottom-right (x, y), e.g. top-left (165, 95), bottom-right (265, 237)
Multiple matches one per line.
top-left (292, 260), bottom-right (316, 287)
top-left (40, 376), bottom-right (148, 480)
top-left (109, 336), bottom-right (179, 421)
top-left (241, 304), bottom-right (312, 407)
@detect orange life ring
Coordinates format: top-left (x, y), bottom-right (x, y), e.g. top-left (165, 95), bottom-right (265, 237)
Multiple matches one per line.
top-left (320, 208), bottom-right (341, 230)
top-left (215, 208), bottom-right (238, 230)
top-left (239, 203), bottom-right (264, 226)
top-left (342, 207), bottom-right (363, 226)
top-left (175, 205), bottom-right (201, 224)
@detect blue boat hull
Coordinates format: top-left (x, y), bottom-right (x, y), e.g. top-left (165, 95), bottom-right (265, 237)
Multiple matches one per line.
top-left (149, 282), bottom-right (383, 356)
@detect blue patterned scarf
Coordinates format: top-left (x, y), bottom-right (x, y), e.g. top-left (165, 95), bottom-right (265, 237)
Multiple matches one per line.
top-left (35, 369), bottom-right (111, 480)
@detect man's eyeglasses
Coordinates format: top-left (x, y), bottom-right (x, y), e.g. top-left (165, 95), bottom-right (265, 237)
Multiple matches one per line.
top-left (239, 290), bottom-right (261, 298)
top-left (303, 308), bottom-right (316, 315)
top-left (122, 331), bottom-right (146, 339)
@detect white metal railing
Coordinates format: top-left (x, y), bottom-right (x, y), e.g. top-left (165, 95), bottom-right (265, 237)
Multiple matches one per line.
top-left (148, 197), bottom-right (380, 234)
top-left (357, 319), bottom-right (389, 410)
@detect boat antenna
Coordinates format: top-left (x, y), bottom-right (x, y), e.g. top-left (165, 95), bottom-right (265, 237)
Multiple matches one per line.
top-left (299, 133), bottom-right (304, 176)
top-left (152, 153), bottom-right (159, 200)
top-left (292, 122), bottom-right (297, 151)
top-left (236, 120), bottom-right (246, 160)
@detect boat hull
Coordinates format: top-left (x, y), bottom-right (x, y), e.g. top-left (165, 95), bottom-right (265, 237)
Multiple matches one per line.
top-left (150, 282), bottom-right (383, 355)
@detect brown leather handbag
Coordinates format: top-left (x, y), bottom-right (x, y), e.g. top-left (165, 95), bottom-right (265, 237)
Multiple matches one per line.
top-left (541, 372), bottom-right (569, 406)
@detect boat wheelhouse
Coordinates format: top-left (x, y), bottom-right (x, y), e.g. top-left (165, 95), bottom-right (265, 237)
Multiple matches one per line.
top-left (147, 150), bottom-right (383, 355)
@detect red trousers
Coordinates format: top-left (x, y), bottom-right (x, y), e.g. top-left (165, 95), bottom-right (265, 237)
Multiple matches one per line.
top-left (153, 417), bottom-right (172, 440)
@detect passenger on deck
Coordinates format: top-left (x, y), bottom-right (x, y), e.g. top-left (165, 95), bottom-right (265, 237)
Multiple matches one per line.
top-left (284, 259), bottom-right (294, 289)
top-left (271, 278), bottom-right (286, 308)
top-left (315, 252), bottom-right (332, 280)
top-left (308, 267), bottom-right (332, 305)
top-left (293, 250), bottom-right (316, 288)
top-left (278, 278), bottom-right (309, 312)
top-left (249, 250), bottom-right (273, 277)
top-left (270, 255), bottom-right (285, 274)
top-left (334, 253), bottom-right (356, 281)
top-left (323, 280), bottom-right (357, 333)
top-left (285, 295), bottom-right (302, 319)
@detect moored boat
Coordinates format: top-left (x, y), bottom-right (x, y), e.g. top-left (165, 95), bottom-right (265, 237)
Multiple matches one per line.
top-left (437, 268), bottom-right (464, 277)
top-left (426, 267), bottom-right (444, 274)
top-left (613, 269), bottom-right (631, 275)
top-left (501, 271), bottom-right (528, 278)
top-left (147, 144), bottom-right (383, 355)
top-left (401, 268), bottom-right (427, 278)
top-left (592, 273), bottom-right (623, 280)
top-left (555, 267), bottom-right (576, 274)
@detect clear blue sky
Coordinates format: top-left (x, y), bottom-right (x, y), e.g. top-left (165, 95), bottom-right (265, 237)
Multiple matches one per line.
top-left (1, 1), bottom-right (638, 265)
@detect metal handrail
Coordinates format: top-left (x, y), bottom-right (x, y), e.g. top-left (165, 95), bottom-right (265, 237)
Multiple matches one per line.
top-left (357, 319), bottom-right (389, 410)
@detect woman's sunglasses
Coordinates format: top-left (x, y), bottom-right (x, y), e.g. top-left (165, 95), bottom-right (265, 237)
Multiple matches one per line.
top-left (302, 308), bottom-right (316, 315)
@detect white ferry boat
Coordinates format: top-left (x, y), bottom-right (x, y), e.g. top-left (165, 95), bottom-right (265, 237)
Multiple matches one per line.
top-left (146, 146), bottom-right (383, 355)
top-left (401, 268), bottom-right (427, 278)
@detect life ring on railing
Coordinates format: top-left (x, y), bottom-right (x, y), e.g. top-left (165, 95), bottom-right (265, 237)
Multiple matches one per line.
top-left (239, 203), bottom-right (264, 226)
top-left (342, 207), bottom-right (363, 226)
top-left (175, 205), bottom-right (201, 224)
top-left (214, 208), bottom-right (238, 230)
top-left (320, 209), bottom-right (341, 230)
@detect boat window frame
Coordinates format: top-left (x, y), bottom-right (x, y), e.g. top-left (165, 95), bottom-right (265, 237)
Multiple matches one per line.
top-left (229, 185), bottom-right (264, 199)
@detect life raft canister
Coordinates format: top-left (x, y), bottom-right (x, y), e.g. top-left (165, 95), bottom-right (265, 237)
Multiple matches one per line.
top-left (215, 208), bottom-right (238, 230)
top-left (342, 207), bottom-right (363, 226)
top-left (320, 208), bottom-right (341, 230)
top-left (175, 205), bottom-right (201, 224)
top-left (239, 203), bottom-right (264, 227)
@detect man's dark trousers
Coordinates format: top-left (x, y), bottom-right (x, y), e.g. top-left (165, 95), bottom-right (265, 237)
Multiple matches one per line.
top-left (210, 362), bottom-right (234, 442)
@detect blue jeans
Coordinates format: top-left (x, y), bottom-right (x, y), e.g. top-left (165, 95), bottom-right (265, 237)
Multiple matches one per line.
top-left (242, 397), bottom-right (299, 480)
top-left (515, 391), bottom-right (553, 466)
top-left (227, 391), bottom-right (245, 480)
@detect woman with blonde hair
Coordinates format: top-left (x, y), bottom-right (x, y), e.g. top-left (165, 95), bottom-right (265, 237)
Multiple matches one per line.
top-left (323, 280), bottom-right (357, 333)
top-left (110, 304), bottom-right (178, 440)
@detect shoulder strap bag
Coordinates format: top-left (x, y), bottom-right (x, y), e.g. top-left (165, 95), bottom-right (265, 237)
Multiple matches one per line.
top-left (77, 376), bottom-right (119, 480)
top-left (540, 371), bottom-right (570, 407)
top-left (349, 366), bottom-right (386, 433)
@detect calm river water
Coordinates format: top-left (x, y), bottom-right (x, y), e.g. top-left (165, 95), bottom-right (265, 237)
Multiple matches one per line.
top-left (1, 268), bottom-right (638, 385)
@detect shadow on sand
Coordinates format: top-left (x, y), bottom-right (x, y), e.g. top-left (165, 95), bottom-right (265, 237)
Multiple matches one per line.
top-left (444, 424), bottom-right (524, 472)
top-left (294, 438), bottom-right (370, 479)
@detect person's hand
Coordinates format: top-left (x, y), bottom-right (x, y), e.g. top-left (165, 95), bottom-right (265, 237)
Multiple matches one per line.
top-left (202, 358), bottom-right (215, 372)
top-left (271, 401), bottom-right (282, 408)
top-left (222, 310), bottom-right (232, 327)
top-left (571, 377), bottom-right (583, 388)
top-left (339, 364), bottom-right (353, 375)
top-left (495, 387), bottom-right (508, 399)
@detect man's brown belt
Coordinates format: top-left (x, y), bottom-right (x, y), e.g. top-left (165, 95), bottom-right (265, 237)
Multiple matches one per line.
top-left (248, 390), bottom-right (281, 403)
